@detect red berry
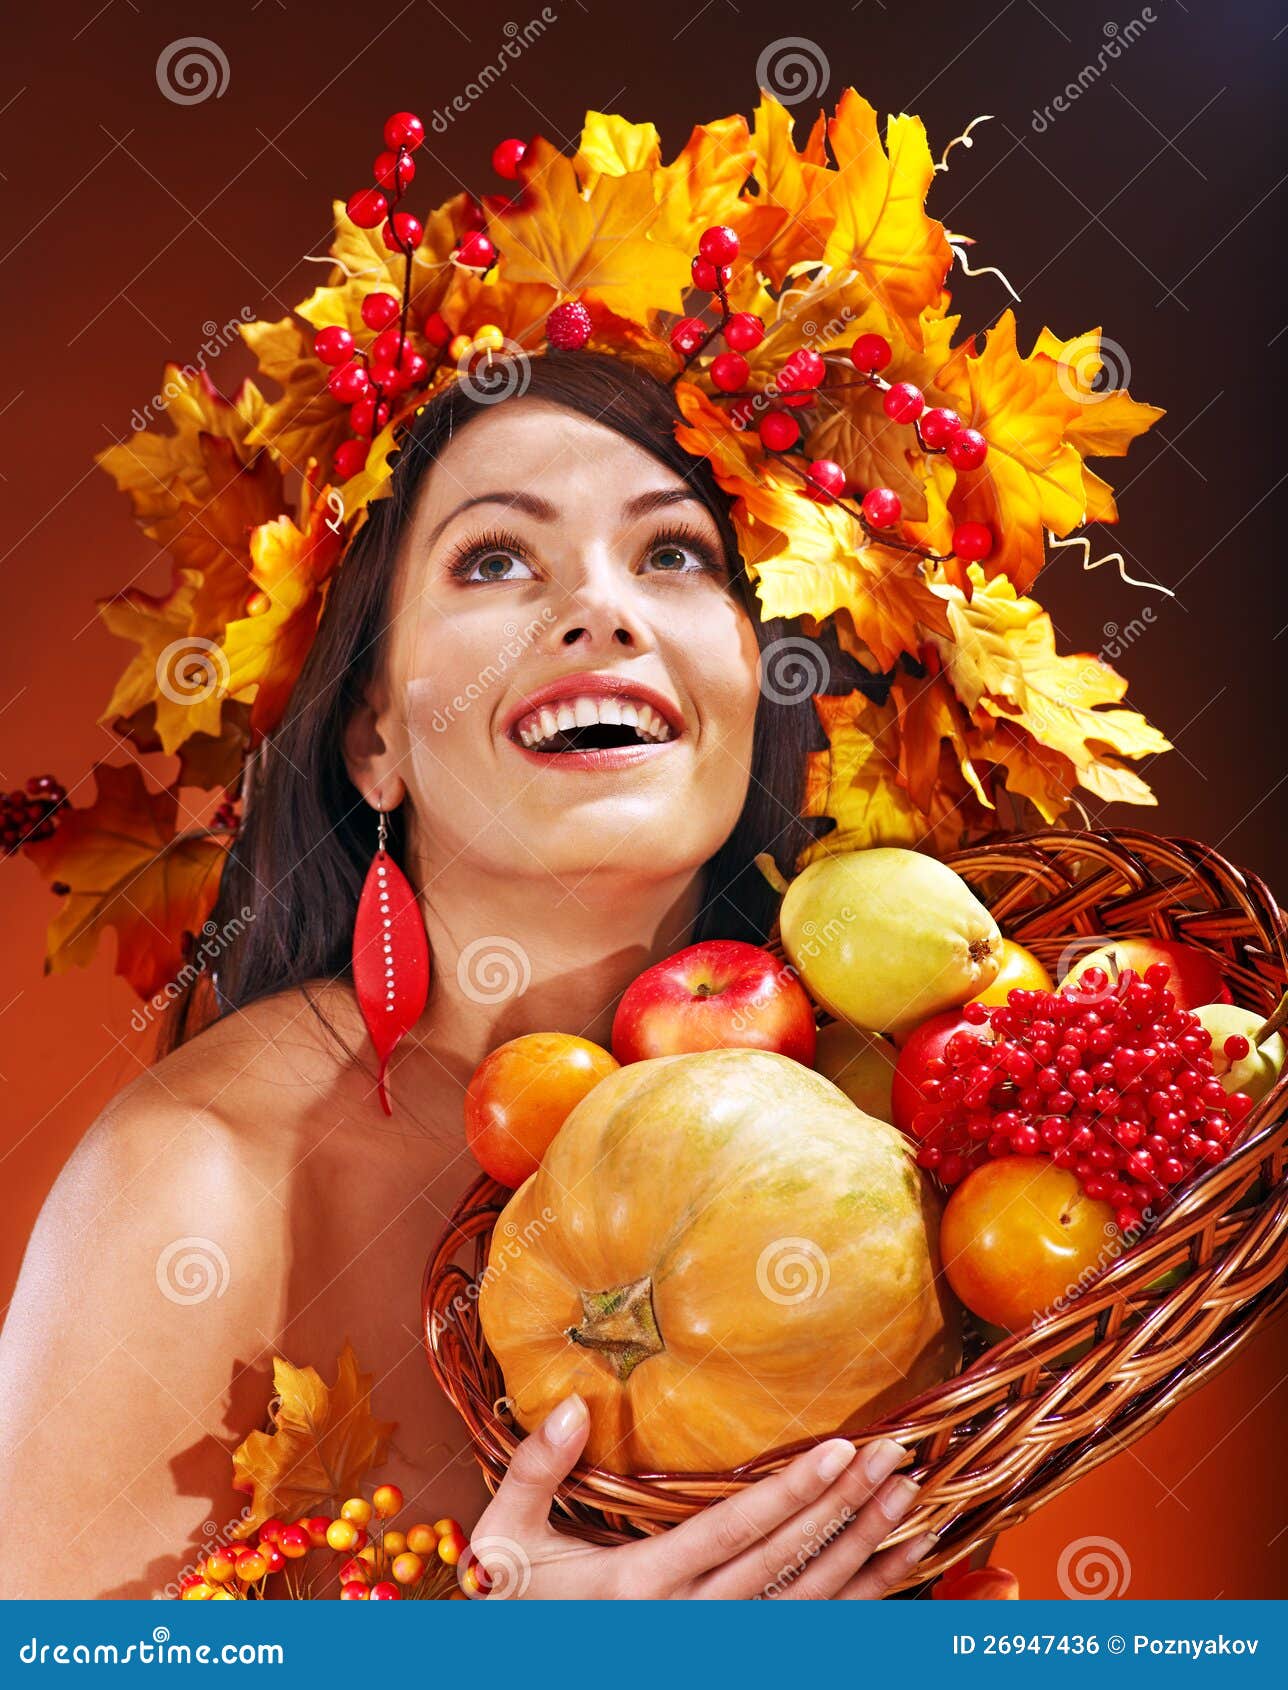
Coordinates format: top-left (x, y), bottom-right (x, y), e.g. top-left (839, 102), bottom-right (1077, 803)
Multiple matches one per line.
top-left (373, 149), bottom-right (415, 193)
top-left (698, 225), bottom-right (739, 265)
top-left (1223, 1033), bottom-right (1250, 1061)
top-left (422, 311), bottom-right (452, 348)
top-left (384, 212), bottom-right (423, 252)
top-left (777, 348), bottom-right (826, 393)
top-left (313, 325), bottom-right (355, 367)
top-left (492, 137), bottom-right (528, 180)
top-left (455, 231), bottom-right (496, 269)
top-left (346, 188), bottom-right (389, 229)
top-left (369, 1581), bottom-right (400, 1601)
top-left (952, 521), bottom-right (993, 562)
top-left (690, 256), bottom-right (731, 291)
top-left (383, 112), bottom-right (425, 152)
top-left (333, 439), bottom-right (368, 480)
top-left (804, 459), bottom-right (845, 499)
top-left (883, 381), bottom-right (925, 424)
top-left (546, 300), bottom-right (593, 351)
top-left (670, 316), bottom-right (708, 357)
top-left (919, 407), bottom-right (962, 448)
top-left (947, 428), bottom-right (989, 470)
top-left (327, 363), bottom-right (370, 404)
top-left (724, 312), bottom-right (765, 353)
top-left (861, 487), bottom-right (902, 527)
top-left (350, 394), bottom-right (392, 437)
top-left (758, 411), bottom-right (800, 452)
top-left (850, 333), bottom-right (892, 374)
top-left (710, 352), bottom-right (748, 392)
top-left (361, 292), bottom-right (401, 331)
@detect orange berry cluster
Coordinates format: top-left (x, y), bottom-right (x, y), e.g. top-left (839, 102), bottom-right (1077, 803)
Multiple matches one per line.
top-left (176, 1484), bottom-right (476, 1601)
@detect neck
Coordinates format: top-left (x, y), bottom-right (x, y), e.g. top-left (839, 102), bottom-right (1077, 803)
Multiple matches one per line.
top-left (394, 857), bottom-right (706, 1098)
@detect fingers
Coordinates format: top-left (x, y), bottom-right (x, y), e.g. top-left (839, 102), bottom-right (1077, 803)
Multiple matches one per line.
top-left (637, 1436), bottom-right (864, 1589)
top-left (478, 1393), bottom-right (589, 1541)
top-left (766, 1468), bottom-right (923, 1601)
top-left (697, 1439), bottom-right (914, 1600)
top-left (834, 1529), bottom-right (939, 1600)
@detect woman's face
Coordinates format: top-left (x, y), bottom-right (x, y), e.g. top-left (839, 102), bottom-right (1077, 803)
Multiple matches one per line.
top-left (364, 397), bottom-right (763, 892)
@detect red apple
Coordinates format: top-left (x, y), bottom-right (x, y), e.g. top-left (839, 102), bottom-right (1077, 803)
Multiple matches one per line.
top-left (1067, 938), bottom-right (1231, 1011)
top-left (610, 940), bottom-right (817, 1066)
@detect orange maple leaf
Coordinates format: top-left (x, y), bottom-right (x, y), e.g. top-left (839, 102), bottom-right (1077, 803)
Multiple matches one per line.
top-left (24, 764), bottom-right (227, 998)
top-left (230, 1342), bottom-right (396, 1534)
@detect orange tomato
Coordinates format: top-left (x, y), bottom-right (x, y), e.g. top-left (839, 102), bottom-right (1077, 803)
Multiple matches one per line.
top-left (939, 1159), bottom-right (1120, 1332)
top-left (465, 1032), bottom-right (619, 1187)
top-left (968, 937), bottom-right (1053, 1006)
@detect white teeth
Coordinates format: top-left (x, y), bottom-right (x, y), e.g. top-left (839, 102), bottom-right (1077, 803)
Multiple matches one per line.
top-left (512, 692), bottom-right (677, 751)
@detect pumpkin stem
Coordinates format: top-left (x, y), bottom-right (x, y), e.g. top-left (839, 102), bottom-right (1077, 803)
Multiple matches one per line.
top-left (565, 1275), bottom-right (664, 1382)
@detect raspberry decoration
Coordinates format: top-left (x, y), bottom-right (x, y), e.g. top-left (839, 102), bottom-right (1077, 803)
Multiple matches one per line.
top-left (896, 965), bottom-right (1254, 1234)
top-left (2, 776), bottom-right (66, 855)
top-left (545, 300), bottom-right (593, 351)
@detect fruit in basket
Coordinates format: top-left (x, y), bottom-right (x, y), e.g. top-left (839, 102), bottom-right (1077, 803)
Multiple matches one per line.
top-left (940, 1159), bottom-right (1120, 1332)
top-left (779, 848), bottom-right (1002, 1037)
top-left (968, 938), bottom-right (1052, 1006)
top-left (610, 939), bottom-right (816, 1065)
top-left (465, 1032), bottom-right (619, 1187)
top-left (1065, 938), bottom-right (1230, 1011)
top-left (813, 1021), bottom-right (898, 1120)
top-left (1192, 1003), bottom-right (1286, 1105)
top-left (896, 967), bottom-right (1255, 1232)
top-left (478, 1048), bottom-right (960, 1472)
top-left (933, 1564), bottom-right (1020, 1600)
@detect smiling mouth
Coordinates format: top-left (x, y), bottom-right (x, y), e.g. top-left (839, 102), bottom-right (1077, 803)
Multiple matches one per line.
top-left (509, 695), bottom-right (678, 754)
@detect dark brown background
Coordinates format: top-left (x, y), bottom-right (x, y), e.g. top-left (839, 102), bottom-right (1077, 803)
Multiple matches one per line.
top-left (1, 0), bottom-right (1284, 1597)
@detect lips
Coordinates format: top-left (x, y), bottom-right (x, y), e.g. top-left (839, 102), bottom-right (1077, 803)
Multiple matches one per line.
top-left (501, 672), bottom-right (685, 762)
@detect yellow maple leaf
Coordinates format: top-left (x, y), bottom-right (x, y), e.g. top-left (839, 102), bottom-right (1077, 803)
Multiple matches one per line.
top-left (932, 568), bottom-right (1169, 804)
top-left (575, 110), bottom-right (662, 184)
top-left (822, 91), bottom-right (952, 347)
top-left (230, 1343), bottom-right (395, 1534)
top-left (241, 316), bottom-right (350, 477)
top-left (98, 570), bottom-right (225, 755)
top-left (222, 501), bottom-right (344, 740)
top-left (487, 137), bottom-right (691, 324)
top-left (23, 764), bottom-right (227, 998)
top-left (653, 115), bottom-right (756, 254)
top-left (738, 92), bottom-right (833, 287)
top-left (929, 310), bottom-right (1090, 591)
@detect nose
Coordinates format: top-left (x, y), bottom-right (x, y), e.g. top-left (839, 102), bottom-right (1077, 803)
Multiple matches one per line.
top-left (545, 553), bottom-right (651, 651)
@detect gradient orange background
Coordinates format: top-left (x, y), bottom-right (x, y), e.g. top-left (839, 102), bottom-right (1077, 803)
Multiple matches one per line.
top-left (1, 0), bottom-right (1284, 1597)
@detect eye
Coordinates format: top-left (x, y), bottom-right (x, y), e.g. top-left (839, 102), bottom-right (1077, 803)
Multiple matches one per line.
top-left (445, 528), bottom-right (537, 583)
top-left (640, 526), bottom-right (725, 576)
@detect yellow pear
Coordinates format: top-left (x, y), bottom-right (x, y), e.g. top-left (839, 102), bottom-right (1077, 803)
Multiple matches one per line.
top-left (1193, 1003), bottom-right (1286, 1104)
top-left (814, 1021), bottom-right (898, 1121)
top-left (781, 847), bottom-right (1002, 1036)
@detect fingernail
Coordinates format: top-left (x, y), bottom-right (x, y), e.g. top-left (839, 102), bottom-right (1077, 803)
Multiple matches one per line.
top-left (816, 1439), bottom-right (857, 1483)
top-left (545, 1393), bottom-right (587, 1444)
top-left (904, 1531), bottom-right (938, 1565)
top-left (862, 1438), bottom-right (907, 1486)
top-left (878, 1475), bottom-right (920, 1520)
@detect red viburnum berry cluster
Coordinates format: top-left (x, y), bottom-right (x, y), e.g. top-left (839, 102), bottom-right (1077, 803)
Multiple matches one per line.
top-left (2, 775), bottom-right (66, 855)
top-left (666, 225), bottom-right (994, 567)
top-left (908, 964), bottom-right (1254, 1235)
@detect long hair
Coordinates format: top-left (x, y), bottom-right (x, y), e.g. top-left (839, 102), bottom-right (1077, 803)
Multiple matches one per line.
top-left (166, 351), bottom-right (860, 1051)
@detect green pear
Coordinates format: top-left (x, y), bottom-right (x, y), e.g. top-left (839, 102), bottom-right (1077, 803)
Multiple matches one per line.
top-left (1193, 1003), bottom-right (1286, 1104)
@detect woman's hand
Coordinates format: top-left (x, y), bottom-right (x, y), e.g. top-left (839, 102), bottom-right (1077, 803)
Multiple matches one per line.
top-left (466, 1394), bottom-right (937, 1600)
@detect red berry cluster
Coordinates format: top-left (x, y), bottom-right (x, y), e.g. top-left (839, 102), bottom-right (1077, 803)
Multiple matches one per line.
top-left (668, 228), bottom-right (994, 566)
top-left (908, 965), bottom-right (1253, 1235)
top-left (2, 775), bottom-right (65, 855)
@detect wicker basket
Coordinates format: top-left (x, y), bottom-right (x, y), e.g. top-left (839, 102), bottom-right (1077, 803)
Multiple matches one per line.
top-left (423, 828), bottom-right (1288, 1588)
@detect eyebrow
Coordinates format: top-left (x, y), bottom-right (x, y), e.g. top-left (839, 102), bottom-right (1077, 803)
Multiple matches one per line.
top-left (426, 483), bottom-right (707, 549)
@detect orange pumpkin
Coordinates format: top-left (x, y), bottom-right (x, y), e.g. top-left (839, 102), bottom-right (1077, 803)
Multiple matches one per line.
top-left (478, 1049), bottom-right (960, 1473)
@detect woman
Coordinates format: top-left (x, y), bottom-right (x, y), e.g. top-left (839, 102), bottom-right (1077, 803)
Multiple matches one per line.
top-left (0, 352), bottom-right (940, 1599)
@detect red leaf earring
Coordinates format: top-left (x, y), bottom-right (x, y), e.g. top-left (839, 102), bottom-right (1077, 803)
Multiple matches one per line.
top-left (353, 804), bottom-right (431, 1114)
